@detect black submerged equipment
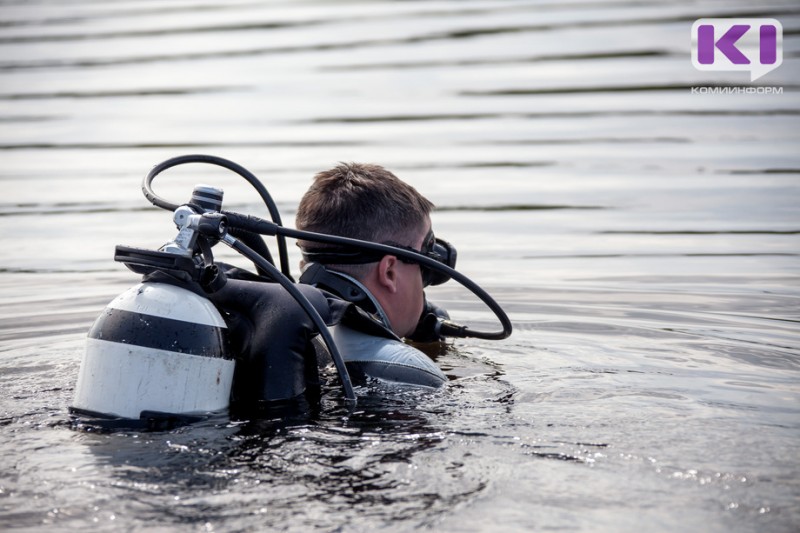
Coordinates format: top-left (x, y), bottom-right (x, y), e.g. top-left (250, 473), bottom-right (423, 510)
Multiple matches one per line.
top-left (71, 154), bottom-right (512, 428)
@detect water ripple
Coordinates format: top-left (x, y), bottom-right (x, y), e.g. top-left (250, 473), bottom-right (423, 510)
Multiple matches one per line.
top-left (0, 21), bottom-right (317, 44)
top-left (437, 204), bottom-right (605, 212)
top-left (462, 83), bottom-right (800, 96)
top-left (0, 140), bottom-right (365, 150)
top-left (0, 86), bottom-right (246, 100)
top-left (306, 109), bottom-right (800, 124)
top-left (2, 6), bottom-right (798, 71)
top-left (322, 49), bottom-right (675, 71)
top-left (598, 230), bottom-right (800, 235)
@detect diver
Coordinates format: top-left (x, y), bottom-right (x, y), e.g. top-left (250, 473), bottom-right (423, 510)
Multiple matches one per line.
top-left (71, 154), bottom-right (511, 425)
top-left (205, 162), bottom-right (452, 411)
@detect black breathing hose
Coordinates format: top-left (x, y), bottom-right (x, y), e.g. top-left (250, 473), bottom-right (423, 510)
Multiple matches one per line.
top-left (223, 213), bottom-right (513, 341)
top-left (143, 154), bottom-right (513, 341)
top-left (220, 233), bottom-right (357, 404)
top-left (143, 154), bottom-right (293, 279)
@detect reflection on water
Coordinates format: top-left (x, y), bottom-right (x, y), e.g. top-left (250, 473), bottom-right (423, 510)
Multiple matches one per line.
top-left (1, 0), bottom-right (799, 531)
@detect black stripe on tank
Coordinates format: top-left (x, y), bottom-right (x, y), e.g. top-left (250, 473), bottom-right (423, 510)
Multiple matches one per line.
top-left (88, 308), bottom-right (231, 359)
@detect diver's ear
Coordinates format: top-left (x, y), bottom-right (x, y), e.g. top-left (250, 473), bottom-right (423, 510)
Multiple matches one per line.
top-left (376, 255), bottom-right (399, 294)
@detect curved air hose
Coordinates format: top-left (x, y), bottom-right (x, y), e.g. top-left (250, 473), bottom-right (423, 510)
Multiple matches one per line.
top-left (223, 213), bottom-right (512, 340)
top-left (143, 154), bottom-right (512, 341)
top-left (222, 234), bottom-right (356, 404)
top-left (143, 154), bottom-right (293, 279)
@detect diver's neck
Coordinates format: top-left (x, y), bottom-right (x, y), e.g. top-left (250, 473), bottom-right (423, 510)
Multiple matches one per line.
top-left (299, 263), bottom-right (392, 330)
top-left (332, 271), bottom-right (392, 329)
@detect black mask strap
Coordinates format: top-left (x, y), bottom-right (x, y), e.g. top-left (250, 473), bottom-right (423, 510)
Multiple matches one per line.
top-left (300, 231), bottom-right (457, 287)
top-left (300, 248), bottom-right (384, 265)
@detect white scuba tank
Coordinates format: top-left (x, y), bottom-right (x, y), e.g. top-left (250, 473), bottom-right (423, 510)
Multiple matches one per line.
top-left (72, 282), bottom-right (234, 420)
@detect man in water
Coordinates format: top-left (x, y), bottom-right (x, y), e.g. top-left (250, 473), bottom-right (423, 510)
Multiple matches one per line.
top-left (209, 162), bottom-right (449, 409)
top-left (295, 162), bottom-right (443, 342)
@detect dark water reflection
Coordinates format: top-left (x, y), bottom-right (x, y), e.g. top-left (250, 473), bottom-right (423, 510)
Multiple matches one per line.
top-left (40, 378), bottom-right (511, 531)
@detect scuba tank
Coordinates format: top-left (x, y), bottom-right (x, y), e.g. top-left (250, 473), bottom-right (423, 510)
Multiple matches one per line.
top-left (71, 186), bottom-right (235, 425)
top-left (72, 282), bottom-right (233, 421)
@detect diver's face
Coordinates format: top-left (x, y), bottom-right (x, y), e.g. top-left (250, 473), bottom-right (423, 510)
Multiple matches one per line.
top-left (363, 216), bottom-right (432, 338)
top-left (390, 220), bottom-right (430, 337)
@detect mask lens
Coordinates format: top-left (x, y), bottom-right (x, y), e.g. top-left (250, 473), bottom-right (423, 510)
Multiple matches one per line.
top-left (421, 237), bottom-right (457, 287)
top-left (382, 231), bottom-right (457, 287)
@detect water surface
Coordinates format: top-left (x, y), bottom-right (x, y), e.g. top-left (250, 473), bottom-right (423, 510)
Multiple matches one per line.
top-left (1, 1), bottom-right (798, 531)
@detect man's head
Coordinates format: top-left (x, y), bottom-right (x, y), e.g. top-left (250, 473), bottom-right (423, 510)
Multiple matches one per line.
top-left (296, 163), bottom-right (434, 337)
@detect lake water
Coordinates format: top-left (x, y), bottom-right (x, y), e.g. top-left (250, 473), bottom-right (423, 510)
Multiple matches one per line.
top-left (1, 1), bottom-right (799, 531)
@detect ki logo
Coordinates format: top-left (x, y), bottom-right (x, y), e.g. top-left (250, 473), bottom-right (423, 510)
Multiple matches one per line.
top-left (691, 18), bottom-right (783, 82)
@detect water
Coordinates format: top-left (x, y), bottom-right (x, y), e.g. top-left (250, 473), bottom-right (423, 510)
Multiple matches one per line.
top-left (1, 0), bottom-right (799, 531)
